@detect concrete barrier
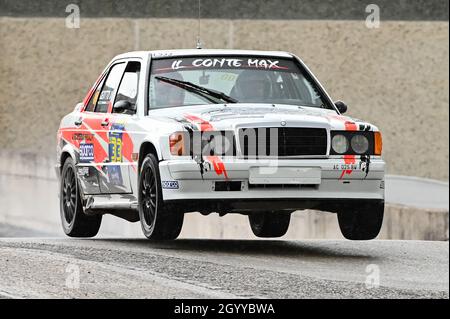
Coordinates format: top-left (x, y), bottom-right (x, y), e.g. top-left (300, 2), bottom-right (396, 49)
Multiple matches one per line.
top-left (0, 150), bottom-right (448, 240)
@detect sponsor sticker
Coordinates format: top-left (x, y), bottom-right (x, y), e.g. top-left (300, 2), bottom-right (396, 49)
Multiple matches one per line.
top-left (106, 166), bottom-right (123, 186)
top-left (99, 90), bottom-right (112, 101)
top-left (79, 143), bottom-right (94, 163)
top-left (170, 58), bottom-right (288, 71)
top-left (108, 124), bottom-right (124, 185)
top-left (152, 57), bottom-right (294, 74)
top-left (162, 181), bottom-right (180, 190)
top-left (72, 133), bottom-right (93, 142)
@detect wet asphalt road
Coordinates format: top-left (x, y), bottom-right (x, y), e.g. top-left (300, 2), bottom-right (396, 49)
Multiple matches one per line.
top-left (0, 238), bottom-right (448, 299)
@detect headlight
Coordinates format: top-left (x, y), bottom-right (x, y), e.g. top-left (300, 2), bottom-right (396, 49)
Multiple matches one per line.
top-left (351, 135), bottom-right (369, 154)
top-left (331, 134), bottom-right (349, 154)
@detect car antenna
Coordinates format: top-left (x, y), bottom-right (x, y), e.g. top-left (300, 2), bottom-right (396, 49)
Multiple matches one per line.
top-left (196, 0), bottom-right (203, 49)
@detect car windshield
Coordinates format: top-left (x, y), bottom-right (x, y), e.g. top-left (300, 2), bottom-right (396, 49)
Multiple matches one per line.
top-left (149, 56), bottom-right (330, 109)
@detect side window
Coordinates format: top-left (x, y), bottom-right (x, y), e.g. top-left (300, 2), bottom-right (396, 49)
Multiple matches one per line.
top-left (95, 63), bottom-right (126, 113)
top-left (114, 62), bottom-right (141, 114)
top-left (85, 76), bottom-right (105, 112)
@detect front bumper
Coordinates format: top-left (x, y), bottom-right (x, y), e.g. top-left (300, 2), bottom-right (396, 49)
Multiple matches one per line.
top-left (159, 157), bottom-right (385, 202)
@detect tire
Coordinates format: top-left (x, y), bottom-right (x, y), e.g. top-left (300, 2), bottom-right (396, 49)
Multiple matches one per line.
top-left (60, 157), bottom-right (102, 237)
top-left (248, 212), bottom-right (291, 238)
top-left (138, 153), bottom-right (184, 240)
top-left (337, 201), bottom-right (384, 240)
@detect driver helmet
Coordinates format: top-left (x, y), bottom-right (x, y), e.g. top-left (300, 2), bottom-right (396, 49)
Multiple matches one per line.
top-left (232, 70), bottom-right (272, 102)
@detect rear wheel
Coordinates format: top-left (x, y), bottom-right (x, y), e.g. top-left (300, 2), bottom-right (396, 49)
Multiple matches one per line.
top-left (60, 157), bottom-right (102, 237)
top-left (138, 153), bottom-right (184, 240)
top-left (249, 212), bottom-right (291, 238)
top-left (337, 201), bottom-right (384, 240)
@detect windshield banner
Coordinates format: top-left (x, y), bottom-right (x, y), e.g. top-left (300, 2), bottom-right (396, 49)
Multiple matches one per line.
top-left (152, 57), bottom-right (296, 73)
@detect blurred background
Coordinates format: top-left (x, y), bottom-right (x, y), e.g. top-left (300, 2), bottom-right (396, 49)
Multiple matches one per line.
top-left (0, 0), bottom-right (448, 240)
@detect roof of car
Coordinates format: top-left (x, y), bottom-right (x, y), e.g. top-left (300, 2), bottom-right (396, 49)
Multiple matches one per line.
top-left (113, 49), bottom-right (294, 61)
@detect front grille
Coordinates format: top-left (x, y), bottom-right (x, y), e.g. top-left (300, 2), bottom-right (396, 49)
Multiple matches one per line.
top-left (238, 127), bottom-right (327, 157)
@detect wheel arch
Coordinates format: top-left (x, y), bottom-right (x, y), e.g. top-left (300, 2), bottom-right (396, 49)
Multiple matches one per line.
top-left (138, 141), bottom-right (159, 172)
top-left (59, 145), bottom-right (78, 173)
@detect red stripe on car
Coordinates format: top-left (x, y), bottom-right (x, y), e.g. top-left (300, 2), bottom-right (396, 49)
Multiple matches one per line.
top-left (184, 113), bottom-right (229, 179)
top-left (339, 120), bottom-right (358, 179)
top-left (184, 114), bottom-right (214, 132)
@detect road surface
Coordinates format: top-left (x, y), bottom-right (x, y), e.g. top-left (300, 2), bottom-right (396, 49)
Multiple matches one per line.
top-left (0, 238), bottom-right (447, 299)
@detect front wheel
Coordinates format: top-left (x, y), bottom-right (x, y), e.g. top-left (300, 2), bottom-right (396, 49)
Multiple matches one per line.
top-left (248, 212), bottom-right (291, 238)
top-left (138, 154), bottom-right (184, 240)
top-left (60, 157), bottom-right (102, 237)
top-left (337, 201), bottom-right (384, 240)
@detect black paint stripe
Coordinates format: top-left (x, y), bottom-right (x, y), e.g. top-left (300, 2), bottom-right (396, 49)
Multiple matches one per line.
top-left (0, 0), bottom-right (448, 21)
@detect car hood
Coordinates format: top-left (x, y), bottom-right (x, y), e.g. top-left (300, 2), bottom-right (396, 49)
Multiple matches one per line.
top-left (148, 103), bottom-right (378, 132)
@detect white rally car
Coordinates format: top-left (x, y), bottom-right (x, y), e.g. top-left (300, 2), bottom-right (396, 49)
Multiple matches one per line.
top-left (56, 49), bottom-right (385, 240)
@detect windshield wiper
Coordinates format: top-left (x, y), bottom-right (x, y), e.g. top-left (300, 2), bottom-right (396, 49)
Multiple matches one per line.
top-left (155, 76), bottom-right (238, 104)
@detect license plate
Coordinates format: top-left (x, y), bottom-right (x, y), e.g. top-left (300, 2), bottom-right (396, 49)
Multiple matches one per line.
top-left (249, 167), bottom-right (321, 185)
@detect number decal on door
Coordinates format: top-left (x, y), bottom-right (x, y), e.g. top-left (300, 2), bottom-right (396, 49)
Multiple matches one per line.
top-left (109, 136), bottom-right (123, 163)
top-left (109, 124), bottom-right (124, 163)
top-left (107, 124), bottom-right (125, 186)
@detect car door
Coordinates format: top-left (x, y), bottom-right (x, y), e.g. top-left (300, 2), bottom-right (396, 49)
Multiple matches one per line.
top-left (79, 62), bottom-right (131, 194)
top-left (101, 61), bottom-right (141, 194)
top-left (71, 70), bottom-right (109, 195)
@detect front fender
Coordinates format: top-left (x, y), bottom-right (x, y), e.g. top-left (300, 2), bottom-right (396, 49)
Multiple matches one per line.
top-left (55, 143), bottom-right (78, 179)
top-left (139, 136), bottom-right (166, 162)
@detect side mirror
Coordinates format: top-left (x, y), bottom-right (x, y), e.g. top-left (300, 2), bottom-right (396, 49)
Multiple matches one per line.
top-left (113, 100), bottom-right (135, 113)
top-left (334, 101), bottom-right (348, 114)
